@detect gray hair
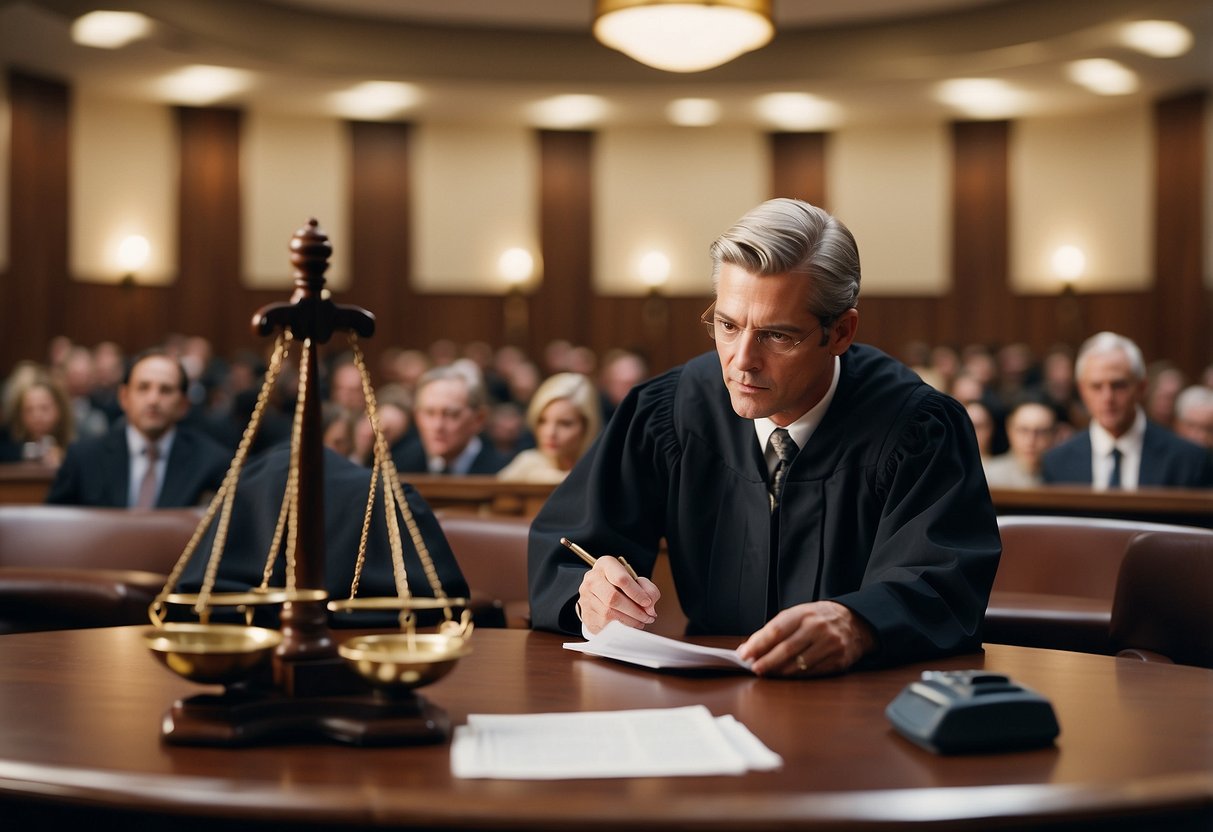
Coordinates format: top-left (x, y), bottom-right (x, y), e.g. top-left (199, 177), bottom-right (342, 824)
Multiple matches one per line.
top-left (1176, 384), bottom-right (1213, 419)
top-left (1075, 332), bottom-right (1146, 381)
top-left (709, 198), bottom-right (861, 323)
top-left (415, 364), bottom-right (488, 411)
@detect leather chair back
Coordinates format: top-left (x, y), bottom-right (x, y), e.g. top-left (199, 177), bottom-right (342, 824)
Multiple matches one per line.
top-left (436, 512), bottom-right (531, 628)
top-left (1110, 532), bottom-right (1213, 668)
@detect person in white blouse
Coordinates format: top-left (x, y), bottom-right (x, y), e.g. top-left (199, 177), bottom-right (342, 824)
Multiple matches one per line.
top-left (497, 373), bottom-right (601, 484)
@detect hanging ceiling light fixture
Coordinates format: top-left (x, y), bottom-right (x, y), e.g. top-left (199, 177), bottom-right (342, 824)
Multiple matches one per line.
top-left (594, 0), bottom-right (775, 73)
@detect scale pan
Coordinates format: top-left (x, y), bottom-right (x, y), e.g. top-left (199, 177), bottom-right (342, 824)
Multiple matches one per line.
top-left (338, 632), bottom-right (471, 691)
top-left (143, 623), bottom-right (283, 685)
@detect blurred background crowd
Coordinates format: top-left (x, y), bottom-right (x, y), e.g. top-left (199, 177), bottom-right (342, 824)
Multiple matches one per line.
top-left (3, 333), bottom-right (1211, 488)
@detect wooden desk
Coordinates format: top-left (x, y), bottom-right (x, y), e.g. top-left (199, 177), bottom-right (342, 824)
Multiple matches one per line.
top-left (0, 627), bottom-right (1209, 830)
top-left (0, 462), bottom-right (53, 504)
top-left (991, 485), bottom-right (1213, 528)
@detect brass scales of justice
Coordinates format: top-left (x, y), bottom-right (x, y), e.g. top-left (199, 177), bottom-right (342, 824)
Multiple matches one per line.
top-left (141, 219), bottom-right (473, 746)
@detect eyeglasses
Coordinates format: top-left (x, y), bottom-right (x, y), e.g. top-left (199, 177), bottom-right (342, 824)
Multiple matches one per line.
top-left (699, 302), bottom-right (824, 355)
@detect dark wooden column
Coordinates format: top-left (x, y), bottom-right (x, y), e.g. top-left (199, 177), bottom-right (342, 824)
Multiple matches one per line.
top-left (533, 130), bottom-right (594, 362)
top-left (947, 120), bottom-right (1012, 349)
top-left (175, 106), bottom-right (244, 355)
top-left (347, 120), bottom-right (415, 369)
top-left (3, 70), bottom-right (70, 371)
top-left (1152, 90), bottom-right (1211, 378)
top-left (769, 132), bottom-right (828, 205)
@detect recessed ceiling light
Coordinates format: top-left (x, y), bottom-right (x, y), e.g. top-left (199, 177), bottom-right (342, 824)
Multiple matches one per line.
top-left (527, 95), bottom-right (610, 130)
top-left (1067, 59), bottom-right (1138, 96)
top-left (754, 93), bottom-right (840, 130)
top-left (1121, 20), bottom-right (1193, 58)
top-left (71, 11), bottom-right (153, 49)
top-left (156, 66), bottom-right (252, 106)
top-left (330, 82), bottom-right (421, 120)
top-left (666, 98), bottom-right (721, 127)
top-left (934, 79), bottom-right (1028, 119)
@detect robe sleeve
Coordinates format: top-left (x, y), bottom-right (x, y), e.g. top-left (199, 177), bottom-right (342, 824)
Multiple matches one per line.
top-left (527, 369), bottom-right (682, 634)
top-left (830, 389), bottom-right (1001, 664)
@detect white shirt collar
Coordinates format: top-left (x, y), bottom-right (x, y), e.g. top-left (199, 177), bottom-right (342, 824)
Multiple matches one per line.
top-left (429, 435), bottom-right (483, 475)
top-left (753, 355), bottom-right (841, 462)
top-left (1088, 407), bottom-right (1146, 490)
top-left (126, 424), bottom-right (176, 459)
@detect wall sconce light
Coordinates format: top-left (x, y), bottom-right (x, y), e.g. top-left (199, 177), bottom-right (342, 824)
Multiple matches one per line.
top-left (638, 250), bottom-right (671, 334)
top-left (499, 247), bottom-right (535, 345)
top-left (1051, 244), bottom-right (1085, 346)
top-left (117, 234), bottom-right (151, 286)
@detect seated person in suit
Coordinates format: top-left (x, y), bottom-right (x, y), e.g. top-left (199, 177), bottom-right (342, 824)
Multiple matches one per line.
top-left (393, 366), bottom-right (508, 475)
top-left (1174, 384), bottom-right (1213, 450)
top-left (983, 399), bottom-right (1057, 488)
top-left (46, 349), bottom-right (231, 508)
top-left (176, 443), bottom-right (469, 628)
top-left (1042, 332), bottom-right (1213, 489)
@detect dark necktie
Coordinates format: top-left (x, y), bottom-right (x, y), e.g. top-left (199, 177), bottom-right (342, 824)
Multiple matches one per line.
top-left (136, 443), bottom-right (159, 508)
top-left (1108, 447), bottom-right (1123, 490)
top-left (768, 428), bottom-right (797, 513)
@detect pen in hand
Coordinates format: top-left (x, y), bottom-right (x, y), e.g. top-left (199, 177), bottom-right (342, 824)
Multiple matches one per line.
top-left (560, 537), bottom-right (640, 581)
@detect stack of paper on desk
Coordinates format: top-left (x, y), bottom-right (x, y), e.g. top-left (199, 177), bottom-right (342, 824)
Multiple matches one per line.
top-left (450, 705), bottom-right (782, 779)
top-left (562, 620), bottom-right (754, 671)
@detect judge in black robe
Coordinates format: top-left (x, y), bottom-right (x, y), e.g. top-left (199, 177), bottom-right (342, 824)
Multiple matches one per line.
top-left (529, 347), bottom-right (1000, 668)
top-left (528, 198), bottom-right (1000, 675)
top-left (177, 444), bottom-right (468, 629)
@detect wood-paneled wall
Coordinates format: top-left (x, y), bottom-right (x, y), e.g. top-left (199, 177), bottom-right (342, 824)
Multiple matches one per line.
top-left (2, 68), bottom-right (1210, 381)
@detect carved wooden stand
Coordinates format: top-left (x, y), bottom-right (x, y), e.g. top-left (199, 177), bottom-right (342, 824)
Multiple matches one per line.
top-left (162, 219), bottom-right (448, 746)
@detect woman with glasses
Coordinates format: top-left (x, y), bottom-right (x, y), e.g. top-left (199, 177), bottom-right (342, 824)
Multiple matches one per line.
top-left (528, 198), bottom-right (1000, 680)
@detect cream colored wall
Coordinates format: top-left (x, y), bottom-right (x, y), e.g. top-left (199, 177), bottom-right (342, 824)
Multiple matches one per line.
top-left (70, 91), bottom-right (177, 285)
top-left (241, 112), bottom-right (349, 290)
top-left (828, 124), bottom-right (951, 296)
top-left (1010, 105), bottom-right (1152, 294)
top-left (412, 124), bottom-right (539, 294)
top-left (594, 127), bottom-right (767, 297)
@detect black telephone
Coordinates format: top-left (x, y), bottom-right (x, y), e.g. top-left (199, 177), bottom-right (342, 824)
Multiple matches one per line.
top-left (885, 670), bottom-right (1060, 754)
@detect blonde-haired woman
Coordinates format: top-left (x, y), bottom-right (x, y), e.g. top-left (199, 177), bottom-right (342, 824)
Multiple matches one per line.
top-left (498, 373), bottom-right (601, 483)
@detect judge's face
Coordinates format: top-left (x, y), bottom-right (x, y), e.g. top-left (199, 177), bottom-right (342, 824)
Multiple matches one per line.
top-left (712, 264), bottom-right (857, 427)
top-left (1077, 350), bottom-right (1144, 438)
top-left (415, 378), bottom-right (483, 463)
top-left (119, 356), bottom-right (187, 441)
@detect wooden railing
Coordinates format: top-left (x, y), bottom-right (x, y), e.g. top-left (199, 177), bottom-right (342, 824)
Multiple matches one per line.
top-left (3, 462), bottom-right (1210, 527)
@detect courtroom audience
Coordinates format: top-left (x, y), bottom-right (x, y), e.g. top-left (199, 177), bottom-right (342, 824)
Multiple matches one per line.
top-left (962, 399), bottom-right (996, 465)
top-left (598, 348), bottom-right (649, 424)
top-left (322, 402), bottom-right (356, 459)
top-left (56, 345), bottom-right (110, 439)
top-left (498, 372), bottom-right (601, 483)
top-left (1174, 385), bottom-right (1213, 450)
top-left (0, 377), bottom-right (74, 466)
top-left (1041, 332), bottom-right (1213, 489)
top-left (393, 365), bottom-right (508, 476)
top-left (1145, 363), bottom-right (1186, 430)
top-left (45, 349), bottom-right (231, 508)
top-left (983, 399), bottom-right (1057, 488)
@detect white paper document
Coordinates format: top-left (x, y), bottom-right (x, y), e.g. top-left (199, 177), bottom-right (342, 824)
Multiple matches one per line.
top-left (562, 620), bottom-right (754, 672)
top-left (450, 705), bottom-right (782, 779)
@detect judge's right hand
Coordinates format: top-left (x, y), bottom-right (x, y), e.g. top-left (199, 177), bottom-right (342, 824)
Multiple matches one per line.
top-left (577, 557), bottom-right (660, 635)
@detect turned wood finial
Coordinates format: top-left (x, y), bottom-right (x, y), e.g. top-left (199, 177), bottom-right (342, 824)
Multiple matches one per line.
top-left (290, 218), bottom-right (331, 295)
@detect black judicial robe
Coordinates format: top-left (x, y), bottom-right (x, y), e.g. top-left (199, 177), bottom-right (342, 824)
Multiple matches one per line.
top-left (177, 445), bottom-right (468, 628)
top-left (528, 345), bottom-right (1002, 667)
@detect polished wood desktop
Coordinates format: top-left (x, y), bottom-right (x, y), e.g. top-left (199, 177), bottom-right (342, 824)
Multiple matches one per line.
top-left (0, 627), bottom-right (1210, 830)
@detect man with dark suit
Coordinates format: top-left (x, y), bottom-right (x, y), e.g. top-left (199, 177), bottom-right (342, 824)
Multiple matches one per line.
top-left (46, 349), bottom-right (230, 508)
top-left (1042, 332), bottom-right (1213, 489)
top-left (393, 365), bottom-right (508, 475)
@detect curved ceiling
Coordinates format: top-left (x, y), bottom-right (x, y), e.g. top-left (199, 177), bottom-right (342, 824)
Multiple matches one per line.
top-left (2, 0), bottom-right (1210, 126)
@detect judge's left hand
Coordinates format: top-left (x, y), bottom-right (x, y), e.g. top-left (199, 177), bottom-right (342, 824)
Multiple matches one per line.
top-left (736, 601), bottom-right (876, 677)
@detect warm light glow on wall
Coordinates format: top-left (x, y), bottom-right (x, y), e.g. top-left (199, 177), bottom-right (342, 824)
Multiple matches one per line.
top-left (666, 98), bottom-right (721, 127)
top-left (498, 247), bottom-right (536, 287)
top-left (116, 234), bottom-right (151, 274)
top-left (754, 93), bottom-right (841, 130)
top-left (637, 250), bottom-right (671, 289)
top-left (935, 78), bottom-right (1028, 119)
top-left (329, 81), bottom-right (421, 120)
top-left (526, 95), bottom-right (610, 130)
top-left (1051, 245), bottom-right (1086, 284)
top-left (1067, 59), bottom-right (1138, 96)
top-left (156, 65), bottom-right (252, 105)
